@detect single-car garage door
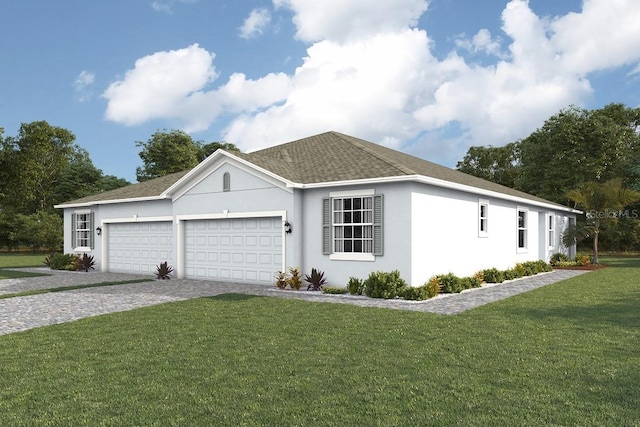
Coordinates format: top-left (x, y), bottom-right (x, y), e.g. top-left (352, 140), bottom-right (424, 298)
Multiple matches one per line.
top-left (184, 217), bottom-right (282, 284)
top-left (108, 222), bottom-right (173, 274)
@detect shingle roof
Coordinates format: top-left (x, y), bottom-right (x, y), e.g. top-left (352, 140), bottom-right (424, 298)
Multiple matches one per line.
top-left (56, 170), bottom-right (189, 206)
top-left (56, 131), bottom-right (570, 210)
top-left (240, 131), bottom-right (568, 208)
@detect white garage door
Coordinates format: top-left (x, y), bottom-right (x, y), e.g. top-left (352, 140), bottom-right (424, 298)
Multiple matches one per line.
top-left (184, 217), bottom-right (282, 284)
top-left (108, 222), bottom-right (173, 274)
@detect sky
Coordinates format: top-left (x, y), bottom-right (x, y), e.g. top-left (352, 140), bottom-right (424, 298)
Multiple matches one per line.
top-left (2, 0), bottom-right (640, 183)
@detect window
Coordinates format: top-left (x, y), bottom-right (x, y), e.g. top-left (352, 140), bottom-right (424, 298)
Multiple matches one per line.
top-left (72, 212), bottom-right (94, 249)
top-left (517, 208), bottom-right (527, 250)
top-left (323, 191), bottom-right (383, 260)
top-left (333, 196), bottom-right (373, 253)
top-left (223, 172), bottom-right (230, 192)
top-left (548, 214), bottom-right (555, 248)
top-left (479, 199), bottom-right (489, 237)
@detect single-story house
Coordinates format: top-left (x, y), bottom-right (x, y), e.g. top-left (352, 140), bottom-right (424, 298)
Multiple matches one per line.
top-left (55, 131), bottom-right (579, 286)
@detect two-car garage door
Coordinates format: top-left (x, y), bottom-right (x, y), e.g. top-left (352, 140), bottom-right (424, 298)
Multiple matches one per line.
top-left (107, 217), bottom-right (282, 284)
top-left (184, 217), bottom-right (282, 284)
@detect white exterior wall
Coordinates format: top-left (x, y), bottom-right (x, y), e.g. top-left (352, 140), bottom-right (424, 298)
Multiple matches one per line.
top-left (62, 199), bottom-right (174, 271)
top-left (300, 182), bottom-right (413, 288)
top-left (410, 184), bottom-right (576, 285)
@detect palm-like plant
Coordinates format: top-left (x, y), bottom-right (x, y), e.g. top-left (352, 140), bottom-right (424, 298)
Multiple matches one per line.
top-left (564, 178), bottom-right (640, 264)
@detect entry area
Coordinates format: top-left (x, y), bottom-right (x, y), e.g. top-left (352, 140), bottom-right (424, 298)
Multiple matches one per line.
top-left (184, 217), bottom-right (282, 284)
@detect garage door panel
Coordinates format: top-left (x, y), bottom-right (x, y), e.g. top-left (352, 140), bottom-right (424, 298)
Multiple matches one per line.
top-left (108, 221), bottom-right (173, 275)
top-left (185, 217), bottom-right (282, 284)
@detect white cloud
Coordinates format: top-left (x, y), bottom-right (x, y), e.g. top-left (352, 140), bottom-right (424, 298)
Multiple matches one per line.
top-left (106, 0), bottom-right (640, 164)
top-left (151, 0), bottom-right (198, 14)
top-left (103, 44), bottom-right (291, 132)
top-left (73, 70), bottom-right (95, 102)
top-left (239, 8), bottom-right (272, 39)
top-left (455, 29), bottom-right (505, 58)
top-left (273, 0), bottom-right (429, 42)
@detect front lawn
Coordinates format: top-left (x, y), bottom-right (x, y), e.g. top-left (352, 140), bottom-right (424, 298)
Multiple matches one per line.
top-left (0, 257), bottom-right (638, 425)
top-left (0, 253), bottom-right (48, 279)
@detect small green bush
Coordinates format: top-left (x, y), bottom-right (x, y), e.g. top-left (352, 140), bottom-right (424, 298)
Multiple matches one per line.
top-left (503, 269), bottom-right (518, 281)
top-left (482, 268), bottom-right (505, 283)
top-left (363, 270), bottom-right (407, 299)
top-left (402, 285), bottom-right (430, 301)
top-left (460, 276), bottom-right (482, 289)
top-left (347, 277), bottom-right (365, 295)
top-left (47, 253), bottom-right (77, 271)
top-left (550, 253), bottom-right (570, 266)
top-left (439, 273), bottom-right (463, 293)
top-left (322, 286), bottom-right (348, 295)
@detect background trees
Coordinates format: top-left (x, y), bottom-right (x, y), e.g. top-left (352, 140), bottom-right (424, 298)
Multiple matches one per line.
top-left (456, 103), bottom-right (640, 252)
top-left (0, 121), bottom-right (129, 251)
top-left (136, 130), bottom-right (240, 182)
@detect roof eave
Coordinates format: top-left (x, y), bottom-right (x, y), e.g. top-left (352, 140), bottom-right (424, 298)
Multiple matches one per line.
top-left (54, 195), bottom-right (169, 209)
top-left (294, 175), bottom-right (581, 214)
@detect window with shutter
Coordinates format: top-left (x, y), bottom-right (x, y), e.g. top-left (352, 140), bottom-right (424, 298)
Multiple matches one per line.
top-left (324, 190), bottom-right (383, 260)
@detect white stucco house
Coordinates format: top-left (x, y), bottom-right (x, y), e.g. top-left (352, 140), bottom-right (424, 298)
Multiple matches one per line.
top-left (55, 131), bottom-right (579, 286)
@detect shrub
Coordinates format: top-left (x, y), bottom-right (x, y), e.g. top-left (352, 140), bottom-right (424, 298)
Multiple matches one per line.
top-left (402, 285), bottom-right (430, 301)
top-left (347, 277), bottom-right (365, 295)
top-left (550, 253), bottom-right (570, 266)
top-left (460, 276), bottom-right (482, 289)
top-left (75, 253), bottom-right (96, 272)
top-left (513, 263), bottom-right (526, 278)
top-left (503, 269), bottom-right (518, 281)
top-left (305, 268), bottom-right (327, 291)
top-left (474, 270), bottom-right (484, 284)
top-left (426, 276), bottom-right (441, 298)
top-left (578, 255), bottom-right (592, 266)
top-left (322, 286), bottom-right (348, 295)
top-left (155, 261), bottom-right (173, 280)
top-left (439, 273), bottom-right (463, 293)
top-left (274, 270), bottom-right (289, 289)
top-left (482, 268), bottom-right (505, 283)
top-left (287, 267), bottom-right (303, 290)
top-left (363, 270), bottom-right (407, 299)
top-left (47, 253), bottom-right (76, 270)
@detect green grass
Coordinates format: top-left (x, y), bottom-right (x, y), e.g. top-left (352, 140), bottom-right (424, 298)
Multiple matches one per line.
top-left (0, 253), bottom-right (48, 279)
top-left (0, 257), bottom-right (638, 425)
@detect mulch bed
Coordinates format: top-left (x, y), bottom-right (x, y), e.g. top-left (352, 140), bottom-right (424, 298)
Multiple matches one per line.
top-left (553, 264), bottom-right (607, 271)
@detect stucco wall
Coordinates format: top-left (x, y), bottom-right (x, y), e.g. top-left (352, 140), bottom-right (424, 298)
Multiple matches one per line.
top-left (299, 182), bottom-right (413, 287)
top-left (410, 184), bottom-right (575, 284)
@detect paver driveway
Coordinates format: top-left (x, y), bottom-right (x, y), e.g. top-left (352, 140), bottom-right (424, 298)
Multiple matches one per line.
top-left (0, 268), bottom-right (589, 336)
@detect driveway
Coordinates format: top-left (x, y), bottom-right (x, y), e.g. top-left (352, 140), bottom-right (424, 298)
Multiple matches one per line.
top-left (0, 268), bottom-right (589, 336)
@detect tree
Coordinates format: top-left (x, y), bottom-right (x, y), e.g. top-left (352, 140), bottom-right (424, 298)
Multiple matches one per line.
top-left (517, 104), bottom-right (640, 204)
top-left (199, 141), bottom-right (240, 160)
top-left (563, 178), bottom-right (640, 264)
top-left (1, 121), bottom-right (76, 214)
top-left (456, 142), bottom-right (521, 188)
top-left (136, 130), bottom-right (242, 181)
top-left (136, 130), bottom-right (201, 182)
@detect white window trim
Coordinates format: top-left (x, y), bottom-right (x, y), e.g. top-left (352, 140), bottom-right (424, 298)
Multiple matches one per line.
top-left (516, 206), bottom-right (528, 253)
top-left (547, 213), bottom-right (555, 250)
top-left (478, 199), bottom-right (489, 238)
top-left (73, 211), bottom-right (94, 252)
top-left (328, 189), bottom-right (377, 262)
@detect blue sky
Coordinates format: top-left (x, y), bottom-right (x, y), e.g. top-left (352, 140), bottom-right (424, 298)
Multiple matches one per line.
top-left (2, 0), bottom-right (639, 183)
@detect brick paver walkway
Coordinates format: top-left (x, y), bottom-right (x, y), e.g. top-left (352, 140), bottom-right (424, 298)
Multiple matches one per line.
top-left (0, 268), bottom-right (589, 336)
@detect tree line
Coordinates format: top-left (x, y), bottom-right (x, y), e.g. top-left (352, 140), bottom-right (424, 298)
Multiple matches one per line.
top-left (0, 123), bottom-right (237, 251)
top-left (456, 103), bottom-right (640, 252)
